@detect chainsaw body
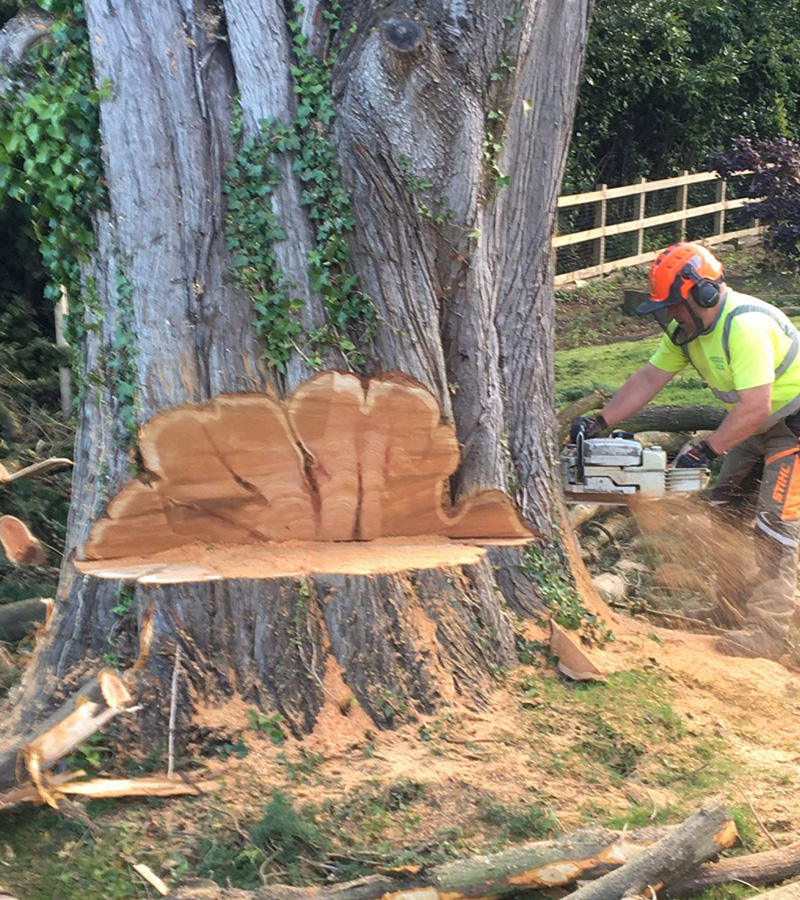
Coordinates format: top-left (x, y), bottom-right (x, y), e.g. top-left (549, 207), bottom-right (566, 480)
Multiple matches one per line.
top-left (561, 432), bottom-right (709, 502)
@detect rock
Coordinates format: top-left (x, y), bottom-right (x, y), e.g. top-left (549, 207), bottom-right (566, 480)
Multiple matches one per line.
top-left (736, 234), bottom-right (762, 248)
top-left (712, 243), bottom-right (735, 253)
top-left (592, 572), bottom-right (627, 602)
top-left (615, 559), bottom-right (649, 576)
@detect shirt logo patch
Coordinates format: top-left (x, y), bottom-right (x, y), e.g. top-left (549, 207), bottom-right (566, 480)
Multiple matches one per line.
top-left (710, 355), bottom-right (726, 371)
top-left (773, 464), bottom-right (792, 504)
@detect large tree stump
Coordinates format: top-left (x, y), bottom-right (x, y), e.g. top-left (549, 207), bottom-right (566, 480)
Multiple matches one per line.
top-left (23, 374), bottom-right (539, 743)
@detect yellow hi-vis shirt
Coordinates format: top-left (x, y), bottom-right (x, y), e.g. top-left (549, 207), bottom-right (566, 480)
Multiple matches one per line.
top-left (649, 288), bottom-right (800, 431)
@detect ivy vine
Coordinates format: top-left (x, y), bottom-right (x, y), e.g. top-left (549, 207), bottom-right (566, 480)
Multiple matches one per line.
top-left (0, 0), bottom-right (105, 359)
top-left (224, 0), bottom-right (376, 373)
top-left (0, 1), bottom-right (141, 445)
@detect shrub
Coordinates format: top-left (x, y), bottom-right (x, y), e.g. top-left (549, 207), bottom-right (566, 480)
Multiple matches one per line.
top-left (708, 136), bottom-right (800, 263)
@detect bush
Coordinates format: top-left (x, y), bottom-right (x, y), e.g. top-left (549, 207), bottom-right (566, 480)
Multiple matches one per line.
top-left (708, 136), bottom-right (800, 263)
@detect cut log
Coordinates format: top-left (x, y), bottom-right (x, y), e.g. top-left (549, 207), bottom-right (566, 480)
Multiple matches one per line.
top-left (0, 669), bottom-right (134, 797)
top-left (0, 458), bottom-right (73, 484)
top-left (0, 517), bottom-right (46, 567)
top-left (81, 372), bottom-right (533, 572)
top-left (169, 822), bottom-right (678, 900)
top-left (564, 800), bottom-right (736, 900)
top-left (0, 597), bottom-right (51, 642)
top-left (617, 406), bottom-right (725, 434)
top-left (666, 845), bottom-right (800, 897)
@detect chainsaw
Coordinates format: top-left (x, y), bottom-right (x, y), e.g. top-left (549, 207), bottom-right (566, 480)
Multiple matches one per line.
top-left (561, 428), bottom-right (710, 503)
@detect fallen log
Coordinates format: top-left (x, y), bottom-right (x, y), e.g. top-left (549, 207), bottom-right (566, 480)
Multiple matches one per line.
top-left (666, 844), bottom-right (800, 897)
top-left (0, 598), bottom-right (51, 642)
top-left (617, 406), bottom-right (725, 434)
top-left (0, 669), bottom-right (134, 800)
top-left (564, 800), bottom-right (736, 900)
top-left (169, 823), bottom-right (681, 900)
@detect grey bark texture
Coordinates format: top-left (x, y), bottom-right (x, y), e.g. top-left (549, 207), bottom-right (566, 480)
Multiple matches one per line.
top-left (2, 0), bottom-right (593, 742)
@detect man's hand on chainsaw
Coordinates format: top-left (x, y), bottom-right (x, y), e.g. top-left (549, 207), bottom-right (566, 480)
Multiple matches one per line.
top-left (568, 413), bottom-right (607, 444)
top-left (674, 439), bottom-right (718, 468)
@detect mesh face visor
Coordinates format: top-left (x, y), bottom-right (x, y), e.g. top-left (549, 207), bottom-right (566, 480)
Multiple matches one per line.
top-left (651, 301), bottom-right (705, 346)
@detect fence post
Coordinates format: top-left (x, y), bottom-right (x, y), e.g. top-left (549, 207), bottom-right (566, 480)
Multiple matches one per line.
top-left (677, 170), bottom-right (689, 241)
top-left (631, 176), bottom-right (647, 256)
top-left (714, 178), bottom-right (727, 237)
top-left (591, 183), bottom-right (608, 268)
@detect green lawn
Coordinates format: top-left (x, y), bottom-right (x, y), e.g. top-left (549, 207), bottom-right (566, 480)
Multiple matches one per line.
top-left (555, 316), bottom-right (800, 409)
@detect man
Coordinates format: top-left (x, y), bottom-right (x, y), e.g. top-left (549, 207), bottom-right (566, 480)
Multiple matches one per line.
top-left (570, 242), bottom-right (800, 661)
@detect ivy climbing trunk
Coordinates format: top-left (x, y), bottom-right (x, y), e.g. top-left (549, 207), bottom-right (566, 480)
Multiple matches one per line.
top-left (1, 0), bottom-right (593, 747)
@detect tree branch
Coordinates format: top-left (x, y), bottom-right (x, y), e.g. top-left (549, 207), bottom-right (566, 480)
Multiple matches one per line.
top-left (0, 10), bottom-right (55, 99)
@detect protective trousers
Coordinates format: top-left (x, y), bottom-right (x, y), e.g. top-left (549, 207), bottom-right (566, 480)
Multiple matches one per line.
top-left (708, 417), bottom-right (800, 642)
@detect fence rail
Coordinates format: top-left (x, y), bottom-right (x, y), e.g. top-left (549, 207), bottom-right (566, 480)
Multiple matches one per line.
top-left (554, 170), bottom-right (763, 286)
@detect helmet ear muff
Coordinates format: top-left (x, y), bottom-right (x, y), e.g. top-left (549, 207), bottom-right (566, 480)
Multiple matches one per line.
top-left (681, 264), bottom-right (720, 308)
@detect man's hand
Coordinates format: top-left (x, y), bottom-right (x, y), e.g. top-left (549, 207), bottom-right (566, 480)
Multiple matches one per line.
top-left (674, 439), bottom-right (718, 469)
top-left (569, 413), bottom-right (607, 444)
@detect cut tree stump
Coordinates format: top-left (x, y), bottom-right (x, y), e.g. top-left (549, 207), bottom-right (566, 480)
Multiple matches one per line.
top-left (80, 372), bottom-right (533, 581)
top-left (0, 516), bottom-right (46, 567)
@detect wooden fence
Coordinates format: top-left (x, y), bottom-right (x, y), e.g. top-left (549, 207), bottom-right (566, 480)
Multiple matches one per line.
top-left (554, 170), bottom-right (764, 286)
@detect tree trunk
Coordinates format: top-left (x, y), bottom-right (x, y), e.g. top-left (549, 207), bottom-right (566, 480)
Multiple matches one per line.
top-left (1, 0), bottom-right (593, 747)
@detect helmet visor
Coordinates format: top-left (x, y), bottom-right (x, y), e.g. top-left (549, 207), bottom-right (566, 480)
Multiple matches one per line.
top-left (651, 301), bottom-right (705, 346)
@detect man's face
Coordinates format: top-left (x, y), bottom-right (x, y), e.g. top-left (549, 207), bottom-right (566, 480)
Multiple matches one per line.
top-left (667, 300), bottom-right (695, 330)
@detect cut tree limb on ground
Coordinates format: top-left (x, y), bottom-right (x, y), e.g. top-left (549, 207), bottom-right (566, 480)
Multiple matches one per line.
top-left (617, 406), bottom-right (725, 434)
top-left (0, 669), bottom-right (134, 799)
top-left (167, 811), bottom-right (729, 900)
top-left (666, 844), bottom-right (800, 897)
top-left (0, 597), bottom-right (51, 642)
top-left (0, 774), bottom-right (221, 810)
top-left (564, 800), bottom-right (736, 900)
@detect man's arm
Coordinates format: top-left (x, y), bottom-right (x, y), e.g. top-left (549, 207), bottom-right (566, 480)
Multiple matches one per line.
top-left (705, 383), bottom-right (772, 454)
top-left (600, 363), bottom-right (677, 428)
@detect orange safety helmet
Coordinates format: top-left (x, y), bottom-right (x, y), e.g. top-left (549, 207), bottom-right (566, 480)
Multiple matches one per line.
top-left (636, 243), bottom-right (725, 345)
top-left (637, 242), bottom-right (725, 315)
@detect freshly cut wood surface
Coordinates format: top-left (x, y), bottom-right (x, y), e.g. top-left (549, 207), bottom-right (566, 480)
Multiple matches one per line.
top-left (0, 516), bottom-right (46, 566)
top-left (76, 537), bottom-right (491, 582)
top-left (84, 372), bottom-right (533, 562)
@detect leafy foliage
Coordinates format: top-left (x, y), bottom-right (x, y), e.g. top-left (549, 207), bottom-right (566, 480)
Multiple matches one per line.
top-left (709, 136), bottom-right (800, 262)
top-left (224, 1), bottom-right (375, 372)
top-left (0, 0), bottom-right (105, 352)
top-left (568, 0), bottom-right (800, 188)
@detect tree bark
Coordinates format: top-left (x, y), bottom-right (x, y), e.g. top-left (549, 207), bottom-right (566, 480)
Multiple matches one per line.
top-left (1, 0), bottom-right (594, 747)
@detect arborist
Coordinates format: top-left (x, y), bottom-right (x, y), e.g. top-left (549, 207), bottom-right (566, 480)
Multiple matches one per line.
top-left (570, 242), bottom-right (800, 661)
